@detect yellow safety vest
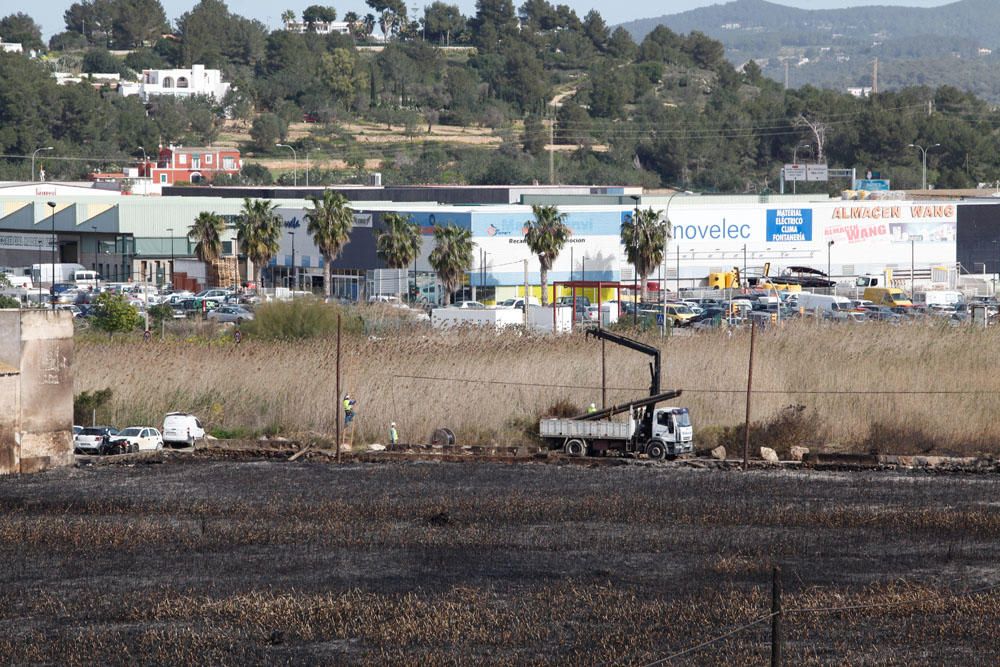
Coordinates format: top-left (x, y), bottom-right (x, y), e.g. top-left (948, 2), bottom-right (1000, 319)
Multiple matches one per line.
top-left (343, 399), bottom-right (352, 412)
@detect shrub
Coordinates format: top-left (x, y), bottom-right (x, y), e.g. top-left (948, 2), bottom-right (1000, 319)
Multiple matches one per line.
top-left (241, 299), bottom-right (360, 340)
top-left (863, 422), bottom-right (940, 456)
top-left (74, 388), bottom-right (113, 426)
top-left (713, 404), bottom-right (826, 459)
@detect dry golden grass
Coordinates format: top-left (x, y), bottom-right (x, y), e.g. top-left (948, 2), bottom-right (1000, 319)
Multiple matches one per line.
top-left (74, 320), bottom-right (1000, 454)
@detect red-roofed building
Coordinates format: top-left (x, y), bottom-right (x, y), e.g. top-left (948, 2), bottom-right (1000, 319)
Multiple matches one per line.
top-left (141, 145), bottom-right (242, 186)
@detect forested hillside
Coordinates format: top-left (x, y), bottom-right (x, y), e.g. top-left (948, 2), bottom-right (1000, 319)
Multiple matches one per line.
top-left (620, 0), bottom-right (1000, 103)
top-left (2, 0), bottom-right (1000, 192)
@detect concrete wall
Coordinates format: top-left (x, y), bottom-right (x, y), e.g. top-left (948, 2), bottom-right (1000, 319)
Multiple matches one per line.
top-left (0, 310), bottom-right (74, 474)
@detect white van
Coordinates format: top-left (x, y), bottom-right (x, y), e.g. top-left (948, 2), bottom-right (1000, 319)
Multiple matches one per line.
top-left (162, 413), bottom-right (206, 448)
top-left (72, 270), bottom-right (100, 289)
top-left (913, 290), bottom-right (963, 308)
top-left (797, 293), bottom-right (864, 321)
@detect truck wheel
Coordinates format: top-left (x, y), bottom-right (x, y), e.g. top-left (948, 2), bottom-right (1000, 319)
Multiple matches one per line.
top-left (646, 440), bottom-right (666, 461)
top-left (564, 439), bottom-right (587, 457)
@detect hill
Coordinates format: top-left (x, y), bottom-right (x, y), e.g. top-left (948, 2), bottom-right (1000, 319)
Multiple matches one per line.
top-left (619, 0), bottom-right (1000, 100)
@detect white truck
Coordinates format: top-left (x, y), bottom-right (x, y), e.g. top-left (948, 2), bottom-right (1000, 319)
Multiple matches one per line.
top-left (31, 263), bottom-right (85, 285)
top-left (540, 406), bottom-right (694, 460)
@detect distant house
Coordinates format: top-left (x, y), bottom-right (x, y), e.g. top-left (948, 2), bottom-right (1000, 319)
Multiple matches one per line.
top-left (142, 145), bottom-right (242, 186)
top-left (847, 86), bottom-right (873, 98)
top-left (978, 48), bottom-right (992, 56)
top-left (285, 19), bottom-right (352, 35)
top-left (118, 64), bottom-right (231, 102)
top-left (0, 40), bottom-right (23, 53)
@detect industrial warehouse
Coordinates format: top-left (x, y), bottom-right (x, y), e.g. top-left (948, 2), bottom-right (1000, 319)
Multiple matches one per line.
top-left (2, 181), bottom-right (1000, 300)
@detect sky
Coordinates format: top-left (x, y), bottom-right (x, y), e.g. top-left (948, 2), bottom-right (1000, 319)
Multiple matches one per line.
top-left (23, 0), bottom-right (954, 39)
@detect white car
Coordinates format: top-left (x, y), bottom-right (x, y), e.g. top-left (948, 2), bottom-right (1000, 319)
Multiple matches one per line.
top-left (453, 300), bottom-right (486, 309)
top-left (162, 413), bottom-right (205, 448)
top-left (111, 426), bottom-right (164, 452)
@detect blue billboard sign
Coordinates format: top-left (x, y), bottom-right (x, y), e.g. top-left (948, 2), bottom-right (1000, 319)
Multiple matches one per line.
top-left (853, 179), bottom-right (891, 191)
top-left (766, 208), bottom-right (812, 242)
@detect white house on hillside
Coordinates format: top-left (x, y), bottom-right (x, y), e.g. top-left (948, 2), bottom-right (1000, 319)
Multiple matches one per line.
top-left (119, 64), bottom-right (231, 102)
top-left (284, 19), bottom-right (352, 35)
top-left (0, 40), bottom-right (23, 53)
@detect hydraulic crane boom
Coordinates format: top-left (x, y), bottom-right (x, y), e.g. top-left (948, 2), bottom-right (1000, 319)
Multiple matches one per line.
top-left (572, 388), bottom-right (682, 421)
top-left (584, 327), bottom-right (660, 397)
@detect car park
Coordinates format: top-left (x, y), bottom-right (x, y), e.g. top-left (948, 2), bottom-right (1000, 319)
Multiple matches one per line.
top-left (73, 426), bottom-right (119, 455)
top-left (162, 413), bottom-right (205, 448)
top-left (206, 305), bottom-right (255, 323)
top-left (109, 427), bottom-right (164, 453)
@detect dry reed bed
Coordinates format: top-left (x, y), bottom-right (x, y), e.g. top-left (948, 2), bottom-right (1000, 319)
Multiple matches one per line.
top-left (74, 320), bottom-right (1000, 454)
top-left (0, 462), bottom-right (996, 664)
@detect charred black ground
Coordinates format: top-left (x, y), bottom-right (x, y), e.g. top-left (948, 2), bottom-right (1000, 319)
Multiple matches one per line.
top-left (0, 460), bottom-right (997, 665)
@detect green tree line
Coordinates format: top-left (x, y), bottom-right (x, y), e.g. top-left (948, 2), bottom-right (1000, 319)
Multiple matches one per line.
top-left (3, 0), bottom-right (1000, 190)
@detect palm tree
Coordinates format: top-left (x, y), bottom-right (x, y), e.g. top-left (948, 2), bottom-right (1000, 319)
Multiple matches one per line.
top-left (376, 212), bottom-right (422, 301)
top-left (524, 204), bottom-right (570, 306)
top-left (428, 224), bottom-right (474, 306)
top-left (236, 198), bottom-right (283, 290)
top-left (188, 211), bottom-right (225, 287)
top-left (280, 9), bottom-right (296, 25)
top-left (305, 190), bottom-right (354, 298)
top-left (620, 207), bottom-right (668, 303)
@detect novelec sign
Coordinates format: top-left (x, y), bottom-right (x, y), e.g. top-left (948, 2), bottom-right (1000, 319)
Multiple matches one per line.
top-left (766, 208), bottom-right (812, 242)
top-left (672, 219), bottom-right (750, 241)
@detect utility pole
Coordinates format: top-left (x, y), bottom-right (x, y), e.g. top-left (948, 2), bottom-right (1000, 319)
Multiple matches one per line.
top-left (548, 111), bottom-right (555, 185)
top-left (523, 259), bottom-right (529, 328)
top-left (335, 314), bottom-right (342, 463)
top-left (743, 320), bottom-right (757, 469)
top-left (872, 57), bottom-right (878, 95)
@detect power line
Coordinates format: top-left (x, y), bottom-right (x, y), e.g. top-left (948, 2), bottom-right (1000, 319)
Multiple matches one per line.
top-left (394, 374), bottom-right (999, 396)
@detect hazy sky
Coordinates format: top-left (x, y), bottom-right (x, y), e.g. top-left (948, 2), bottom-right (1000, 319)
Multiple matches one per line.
top-left (23, 0), bottom-right (954, 39)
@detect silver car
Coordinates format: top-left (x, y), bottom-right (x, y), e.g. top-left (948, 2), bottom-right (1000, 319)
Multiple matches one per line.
top-left (206, 305), bottom-right (254, 323)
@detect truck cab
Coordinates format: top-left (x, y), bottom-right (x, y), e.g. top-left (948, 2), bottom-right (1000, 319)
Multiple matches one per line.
top-left (651, 407), bottom-right (694, 457)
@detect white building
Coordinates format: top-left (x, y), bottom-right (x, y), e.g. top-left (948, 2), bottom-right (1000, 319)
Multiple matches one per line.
top-left (118, 64), bottom-right (230, 102)
top-left (284, 20), bottom-right (352, 35)
top-left (0, 40), bottom-right (23, 53)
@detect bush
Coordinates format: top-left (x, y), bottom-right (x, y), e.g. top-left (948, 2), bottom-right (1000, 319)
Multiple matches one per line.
top-left (713, 404), bottom-right (826, 459)
top-left (863, 422), bottom-right (940, 456)
top-left (241, 299), bottom-right (360, 340)
top-left (74, 388), bottom-right (113, 426)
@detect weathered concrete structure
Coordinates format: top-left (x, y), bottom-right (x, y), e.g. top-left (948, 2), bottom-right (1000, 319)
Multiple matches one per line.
top-left (0, 310), bottom-right (73, 474)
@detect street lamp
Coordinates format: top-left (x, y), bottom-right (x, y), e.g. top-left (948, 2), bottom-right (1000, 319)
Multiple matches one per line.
top-left (662, 189), bottom-right (693, 334)
top-left (288, 229), bottom-right (296, 295)
top-left (908, 143), bottom-right (940, 191)
top-left (792, 143), bottom-right (811, 194)
top-left (32, 147), bottom-right (54, 182)
top-left (305, 149), bottom-right (311, 187)
top-left (165, 227), bottom-right (174, 288)
top-left (276, 143), bottom-right (297, 187)
top-left (630, 195), bottom-right (640, 325)
top-left (47, 201), bottom-right (56, 310)
top-left (827, 240), bottom-right (835, 289)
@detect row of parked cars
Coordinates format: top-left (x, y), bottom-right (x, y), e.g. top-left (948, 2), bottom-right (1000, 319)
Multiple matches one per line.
top-left (73, 413), bottom-right (206, 456)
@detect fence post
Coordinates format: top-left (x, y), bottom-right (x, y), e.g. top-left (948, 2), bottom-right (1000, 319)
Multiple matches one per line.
top-left (335, 313), bottom-right (342, 463)
top-left (771, 565), bottom-right (783, 667)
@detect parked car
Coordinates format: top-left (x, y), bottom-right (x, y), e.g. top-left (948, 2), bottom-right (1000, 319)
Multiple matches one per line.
top-left (194, 288), bottom-right (234, 303)
top-left (109, 426), bottom-right (164, 453)
top-left (862, 305), bottom-right (903, 322)
top-left (452, 300), bottom-right (486, 309)
top-left (206, 305), bottom-right (255, 323)
top-left (73, 426), bottom-right (119, 455)
top-left (162, 413), bottom-right (205, 448)
top-left (73, 425), bottom-right (83, 436)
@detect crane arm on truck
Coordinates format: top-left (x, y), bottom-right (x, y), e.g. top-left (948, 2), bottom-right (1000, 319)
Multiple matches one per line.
top-left (584, 327), bottom-right (661, 397)
top-left (572, 388), bottom-right (682, 422)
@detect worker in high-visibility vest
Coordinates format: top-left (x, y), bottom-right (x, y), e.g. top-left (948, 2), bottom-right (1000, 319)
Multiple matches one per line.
top-left (389, 422), bottom-right (399, 446)
top-left (586, 402), bottom-right (598, 414)
top-left (343, 394), bottom-right (356, 426)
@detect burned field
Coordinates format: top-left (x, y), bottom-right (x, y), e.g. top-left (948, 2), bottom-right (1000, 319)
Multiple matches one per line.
top-left (0, 460), bottom-right (997, 665)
